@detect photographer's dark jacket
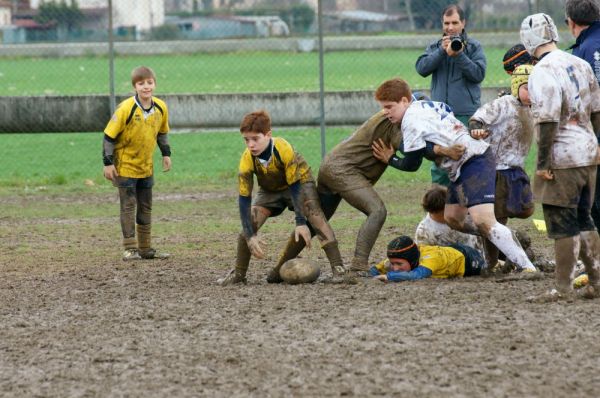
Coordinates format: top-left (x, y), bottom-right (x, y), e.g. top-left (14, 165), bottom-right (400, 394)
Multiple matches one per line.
top-left (415, 34), bottom-right (486, 116)
top-left (568, 21), bottom-right (600, 84)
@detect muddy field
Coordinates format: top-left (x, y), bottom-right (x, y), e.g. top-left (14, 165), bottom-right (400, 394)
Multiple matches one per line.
top-left (1, 183), bottom-right (599, 397)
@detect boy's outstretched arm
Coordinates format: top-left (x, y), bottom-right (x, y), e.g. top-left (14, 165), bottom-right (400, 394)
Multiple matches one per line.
top-left (386, 266), bottom-right (432, 282)
top-left (289, 181), bottom-right (311, 248)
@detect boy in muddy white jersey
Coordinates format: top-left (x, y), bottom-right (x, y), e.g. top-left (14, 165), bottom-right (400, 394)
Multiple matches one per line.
top-left (469, 65), bottom-right (536, 267)
top-left (373, 78), bottom-right (537, 273)
top-left (520, 13), bottom-right (600, 300)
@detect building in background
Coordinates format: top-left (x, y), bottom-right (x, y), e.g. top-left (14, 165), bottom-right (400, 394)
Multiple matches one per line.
top-left (29, 0), bottom-right (164, 39)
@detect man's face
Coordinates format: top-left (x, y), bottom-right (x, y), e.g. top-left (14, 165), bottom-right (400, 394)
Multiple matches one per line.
top-left (378, 97), bottom-right (410, 124)
top-left (443, 11), bottom-right (465, 36)
top-left (242, 131), bottom-right (272, 156)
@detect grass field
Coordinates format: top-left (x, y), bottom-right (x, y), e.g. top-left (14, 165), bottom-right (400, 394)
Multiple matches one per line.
top-left (0, 48), bottom-right (512, 96)
top-left (0, 127), bottom-right (537, 196)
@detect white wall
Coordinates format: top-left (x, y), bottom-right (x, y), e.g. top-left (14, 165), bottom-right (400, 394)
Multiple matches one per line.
top-left (31, 0), bottom-right (165, 32)
top-left (0, 7), bottom-right (11, 27)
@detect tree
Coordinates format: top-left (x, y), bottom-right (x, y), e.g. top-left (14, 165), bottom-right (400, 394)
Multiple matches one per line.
top-left (35, 0), bottom-right (84, 40)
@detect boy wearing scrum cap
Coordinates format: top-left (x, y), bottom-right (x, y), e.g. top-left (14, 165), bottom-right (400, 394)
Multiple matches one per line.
top-left (370, 235), bottom-right (486, 282)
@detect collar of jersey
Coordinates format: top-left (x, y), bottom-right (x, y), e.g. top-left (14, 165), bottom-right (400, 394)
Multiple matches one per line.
top-left (256, 139), bottom-right (274, 166)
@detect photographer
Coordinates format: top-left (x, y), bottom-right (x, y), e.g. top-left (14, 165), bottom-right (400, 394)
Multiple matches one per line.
top-left (565, 0), bottom-right (600, 231)
top-left (415, 4), bottom-right (486, 186)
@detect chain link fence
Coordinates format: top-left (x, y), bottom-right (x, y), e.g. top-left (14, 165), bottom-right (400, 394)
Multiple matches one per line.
top-left (0, 0), bottom-right (570, 189)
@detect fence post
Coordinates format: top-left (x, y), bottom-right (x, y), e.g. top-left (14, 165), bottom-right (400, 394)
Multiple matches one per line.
top-left (108, 0), bottom-right (116, 114)
top-left (318, 0), bottom-right (326, 159)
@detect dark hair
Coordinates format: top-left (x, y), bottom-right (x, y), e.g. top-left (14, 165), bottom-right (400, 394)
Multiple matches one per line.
top-left (387, 236), bottom-right (420, 270)
top-left (422, 185), bottom-right (447, 213)
top-left (240, 110), bottom-right (271, 134)
top-left (375, 78), bottom-right (412, 103)
top-left (442, 4), bottom-right (465, 21)
top-left (502, 44), bottom-right (532, 75)
top-left (566, 0), bottom-right (600, 26)
top-left (131, 66), bottom-right (156, 86)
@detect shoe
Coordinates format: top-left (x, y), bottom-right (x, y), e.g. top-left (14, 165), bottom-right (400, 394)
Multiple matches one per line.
top-left (573, 274), bottom-right (589, 289)
top-left (527, 288), bottom-right (575, 303)
top-left (122, 249), bottom-right (141, 261)
top-left (139, 248), bottom-right (170, 260)
top-left (577, 284), bottom-right (599, 299)
top-left (217, 269), bottom-right (247, 286)
top-left (266, 267), bottom-right (283, 284)
top-left (495, 267), bottom-right (542, 283)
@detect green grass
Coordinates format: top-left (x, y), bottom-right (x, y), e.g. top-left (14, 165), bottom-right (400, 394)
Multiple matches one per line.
top-left (0, 48), bottom-right (512, 96)
top-left (0, 127), bottom-right (537, 195)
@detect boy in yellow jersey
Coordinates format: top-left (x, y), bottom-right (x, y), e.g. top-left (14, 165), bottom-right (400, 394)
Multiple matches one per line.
top-left (370, 235), bottom-right (486, 282)
top-left (102, 66), bottom-right (171, 261)
top-left (218, 110), bottom-right (346, 286)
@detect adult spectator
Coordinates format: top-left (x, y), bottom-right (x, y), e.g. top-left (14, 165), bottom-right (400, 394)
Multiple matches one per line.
top-left (415, 4), bottom-right (487, 186)
top-left (566, 0), bottom-right (600, 230)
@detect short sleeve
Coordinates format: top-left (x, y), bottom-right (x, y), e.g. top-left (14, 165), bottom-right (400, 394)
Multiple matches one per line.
top-left (238, 150), bottom-right (254, 197)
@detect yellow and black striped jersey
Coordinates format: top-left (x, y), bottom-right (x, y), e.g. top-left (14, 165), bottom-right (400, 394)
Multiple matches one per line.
top-left (104, 96), bottom-right (169, 178)
top-left (238, 137), bottom-right (313, 196)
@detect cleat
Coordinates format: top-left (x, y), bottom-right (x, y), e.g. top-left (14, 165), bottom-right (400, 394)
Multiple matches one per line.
top-left (527, 288), bottom-right (574, 303)
top-left (139, 248), bottom-right (170, 260)
top-left (122, 249), bottom-right (141, 261)
top-left (577, 284), bottom-right (600, 300)
top-left (266, 267), bottom-right (283, 284)
top-left (217, 269), bottom-right (247, 286)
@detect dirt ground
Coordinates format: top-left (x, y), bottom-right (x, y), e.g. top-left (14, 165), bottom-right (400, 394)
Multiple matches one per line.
top-left (1, 183), bottom-right (599, 398)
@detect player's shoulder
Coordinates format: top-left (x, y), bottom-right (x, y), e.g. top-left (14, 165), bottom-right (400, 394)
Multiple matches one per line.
top-left (115, 96), bottom-right (136, 111)
top-left (152, 97), bottom-right (168, 113)
top-left (273, 136), bottom-right (298, 161)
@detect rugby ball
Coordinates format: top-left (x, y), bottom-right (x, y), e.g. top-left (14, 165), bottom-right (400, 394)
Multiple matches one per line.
top-left (279, 259), bottom-right (320, 284)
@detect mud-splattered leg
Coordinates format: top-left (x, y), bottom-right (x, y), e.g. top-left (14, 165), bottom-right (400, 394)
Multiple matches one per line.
top-left (118, 186), bottom-right (137, 250)
top-left (341, 186), bottom-right (387, 272)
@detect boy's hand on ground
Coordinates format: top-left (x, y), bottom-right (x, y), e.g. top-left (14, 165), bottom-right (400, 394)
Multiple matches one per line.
top-left (435, 144), bottom-right (466, 160)
top-left (103, 165), bottom-right (118, 182)
top-left (294, 225), bottom-right (312, 249)
top-left (162, 156), bottom-right (172, 172)
top-left (247, 235), bottom-right (266, 259)
top-left (536, 169), bottom-right (554, 180)
top-left (470, 129), bottom-right (489, 140)
top-left (374, 274), bottom-right (388, 282)
top-left (372, 138), bottom-right (395, 163)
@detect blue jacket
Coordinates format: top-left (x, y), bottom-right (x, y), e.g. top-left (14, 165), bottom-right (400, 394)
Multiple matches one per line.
top-left (569, 21), bottom-right (600, 84)
top-left (415, 33), bottom-right (486, 116)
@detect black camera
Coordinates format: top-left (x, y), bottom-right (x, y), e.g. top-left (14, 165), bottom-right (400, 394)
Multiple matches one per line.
top-left (450, 35), bottom-right (463, 51)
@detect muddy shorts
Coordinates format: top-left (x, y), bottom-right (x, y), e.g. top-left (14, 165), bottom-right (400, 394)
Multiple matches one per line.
top-left (114, 176), bottom-right (154, 189)
top-left (494, 167), bottom-right (534, 219)
top-left (252, 187), bottom-right (294, 217)
top-left (447, 149), bottom-right (496, 208)
top-left (533, 166), bottom-right (596, 208)
top-left (450, 243), bottom-right (486, 276)
top-left (542, 203), bottom-right (596, 239)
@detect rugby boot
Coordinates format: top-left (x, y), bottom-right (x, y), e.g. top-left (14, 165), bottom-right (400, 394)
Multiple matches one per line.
top-left (217, 269), bottom-right (247, 286)
top-left (218, 233), bottom-right (250, 286)
top-left (139, 248), bottom-right (171, 260)
top-left (122, 248), bottom-right (141, 261)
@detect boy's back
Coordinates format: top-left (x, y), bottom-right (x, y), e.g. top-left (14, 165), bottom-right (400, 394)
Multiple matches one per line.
top-left (471, 95), bottom-right (534, 170)
top-left (319, 111), bottom-right (400, 193)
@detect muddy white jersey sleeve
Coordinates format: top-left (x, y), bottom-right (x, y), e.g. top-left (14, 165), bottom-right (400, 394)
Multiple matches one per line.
top-left (528, 50), bottom-right (600, 169)
top-left (471, 95), bottom-right (534, 170)
top-left (402, 100), bottom-right (489, 181)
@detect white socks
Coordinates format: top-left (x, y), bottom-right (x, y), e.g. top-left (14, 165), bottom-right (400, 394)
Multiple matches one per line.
top-left (488, 223), bottom-right (536, 270)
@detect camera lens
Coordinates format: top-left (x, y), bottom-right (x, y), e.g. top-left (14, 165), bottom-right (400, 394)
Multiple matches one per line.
top-left (450, 37), bottom-right (462, 51)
